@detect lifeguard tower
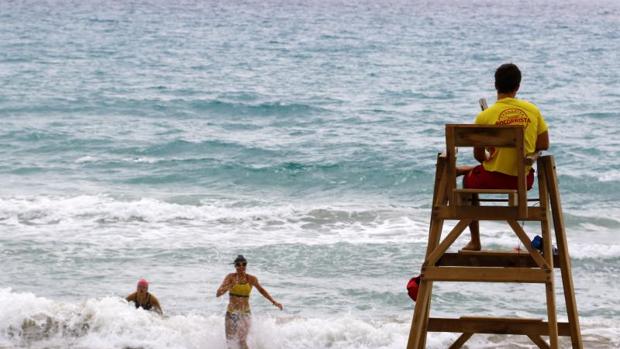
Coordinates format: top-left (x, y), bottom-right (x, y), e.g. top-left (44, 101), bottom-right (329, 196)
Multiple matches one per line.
top-left (407, 124), bottom-right (582, 349)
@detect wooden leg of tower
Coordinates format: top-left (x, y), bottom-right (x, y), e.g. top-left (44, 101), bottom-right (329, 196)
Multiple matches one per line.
top-left (408, 157), bottom-right (448, 349)
top-left (553, 218), bottom-right (583, 349)
top-left (407, 277), bottom-right (432, 349)
top-left (408, 215), bottom-right (443, 349)
top-left (543, 157), bottom-right (583, 348)
top-left (425, 155), bottom-right (448, 260)
top-left (528, 334), bottom-right (551, 349)
top-left (417, 288), bottom-right (432, 349)
top-left (538, 162), bottom-right (559, 349)
top-left (448, 333), bottom-right (473, 349)
top-left (545, 277), bottom-right (559, 349)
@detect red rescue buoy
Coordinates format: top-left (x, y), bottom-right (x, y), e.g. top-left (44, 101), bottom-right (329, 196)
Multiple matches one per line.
top-left (407, 275), bottom-right (422, 301)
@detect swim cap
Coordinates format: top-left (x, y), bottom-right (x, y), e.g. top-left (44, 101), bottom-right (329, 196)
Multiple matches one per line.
top-left (137, 279), bottom-right (149, 287)
top-left (233, 255), bottom-right (247, 264)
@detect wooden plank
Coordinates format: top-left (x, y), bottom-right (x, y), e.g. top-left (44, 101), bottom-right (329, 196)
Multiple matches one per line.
top-left (407, 278), bottom-right (432, 349)
top-left (509, 190), bottom-right (517, 206)
top-left (445, 126), bottom-right (457, 213)
top-left (449, 333), bottom-right (473, 349)
top-left (516, 129), bottom-right (527, 217)
top-left (423, 266), bottom-right (549, 283)
top-left (446, 124), bottom-right (522, 147)
top-left (455, 132), bottom-right (518, 147)
top-left (427, 317), bottom-right (572, 336)
top-left (456, 188), bottom-right (517, 195)
top-left (542, 156), bottom-right (583, 349)
top-left (425, 219), bottom-right (471, 266)
top-left (454, 189), bottom-right (518, 207)
top-left (507, 220), bottom-right (550, 269)
top-left (457, 250), bottom-right (537, 258)
top-left (435, 206), bottom-right (544, 221)
top-left (408, 154), bottom-right (448, 349)
top-left (528, 334), bottom-right (551, 349)
top-left (426, 155), bottom-right (448, 257)
top-left (537, 158), bottom-right (560, 348)
top-left (417, 297), bottom-right (431, 349)
top-left (431, 154), bottom-right (448, 210)
top-left (546, 280), bottom-right (560, 348)
top-left (437, 251), bottom-right (561, 268)
top-left (460, 197), bottom-right (536, 203)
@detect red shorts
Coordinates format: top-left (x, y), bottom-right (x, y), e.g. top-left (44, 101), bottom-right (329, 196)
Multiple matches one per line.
top-left (463, 165), bottom-right (534, 190)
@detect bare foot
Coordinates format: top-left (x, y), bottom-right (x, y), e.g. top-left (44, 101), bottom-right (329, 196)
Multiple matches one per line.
top-left (462, 240), bottom-right (481, 251)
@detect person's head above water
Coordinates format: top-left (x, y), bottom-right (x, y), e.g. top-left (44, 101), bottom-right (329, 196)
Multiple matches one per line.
top-left (137, 278), bottom-right (149, 293)
top-left (495, 63), bottom-right (521, 94)
top-left (233, 255), bottom-right (247, 269)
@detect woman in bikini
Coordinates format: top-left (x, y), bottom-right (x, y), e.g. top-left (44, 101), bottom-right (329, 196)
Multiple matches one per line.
top-left (216, 255), bottom-right (283, 349)
top-left (126, 278), bottom-right (163, 315)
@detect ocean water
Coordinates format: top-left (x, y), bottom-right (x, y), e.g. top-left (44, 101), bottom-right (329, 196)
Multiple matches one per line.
top-left (1, 0), bottom-right (619, 348)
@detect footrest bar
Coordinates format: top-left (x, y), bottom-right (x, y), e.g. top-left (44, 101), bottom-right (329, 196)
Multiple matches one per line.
top-left (427, 317), bottom-right (570, 336)
top-left (423, 266), bottom-right (550, 283)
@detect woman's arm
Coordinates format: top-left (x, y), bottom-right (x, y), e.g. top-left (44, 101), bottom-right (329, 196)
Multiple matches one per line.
top-left (250, 276), bottom-right (283, 310)
top-left (216, 274), bottom-right (234, 297)
top-left (150, 295), bottom-right (163, 316)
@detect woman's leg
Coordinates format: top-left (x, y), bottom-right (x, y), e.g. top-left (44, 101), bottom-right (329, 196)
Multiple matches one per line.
top-left (225, 313), bottom-right (240, 349)
top-left (237, 314), bottom-right (251, 349)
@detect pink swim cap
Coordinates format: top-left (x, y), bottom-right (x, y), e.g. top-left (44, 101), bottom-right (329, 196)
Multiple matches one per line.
top-left (137, 279), bottom-right (149, 287)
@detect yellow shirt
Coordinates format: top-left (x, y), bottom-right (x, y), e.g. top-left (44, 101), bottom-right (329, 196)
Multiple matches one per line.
top-left (475, 98), bottom-right (548, 176)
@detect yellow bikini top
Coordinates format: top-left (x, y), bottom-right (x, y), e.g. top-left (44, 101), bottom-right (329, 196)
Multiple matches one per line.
top-left (230, 277), bottom-right (252, 298)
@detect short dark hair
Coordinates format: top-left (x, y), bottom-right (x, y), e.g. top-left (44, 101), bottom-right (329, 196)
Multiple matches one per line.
top-left (494, 63), bottom-right (521, 93)
top-left (233, 255), bottom-right (247, 264)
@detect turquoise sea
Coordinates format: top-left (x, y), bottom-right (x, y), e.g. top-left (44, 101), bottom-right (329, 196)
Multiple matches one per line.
top-left (1, 0), bottom-right (619, 348)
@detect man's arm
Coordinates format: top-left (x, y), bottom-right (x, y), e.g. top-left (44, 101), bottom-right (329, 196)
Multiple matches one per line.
top-left (473, 146), bottom-right (488, 163)
top-left (536, 131), bottom-right (549, 151)
top-left (473, 108), bottom-right (489, 163)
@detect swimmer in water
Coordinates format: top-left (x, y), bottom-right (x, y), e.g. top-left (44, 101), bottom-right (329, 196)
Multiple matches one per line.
top-left (126, 279), bottom-right (163, 315)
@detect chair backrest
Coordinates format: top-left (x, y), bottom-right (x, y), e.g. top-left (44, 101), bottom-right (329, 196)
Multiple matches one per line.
top-left (445, 124), bottom-right (527, 217)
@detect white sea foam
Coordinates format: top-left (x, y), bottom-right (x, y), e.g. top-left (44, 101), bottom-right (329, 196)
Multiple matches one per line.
top-left (597, 170), bottom-right (620, 182)
top-left (75, 155), bottom-right (165, 165)
top-left (0, 289), bottom-right (438, 349)
top-left (75, 156), bottom-right (99, 164)
top-left (2, 194), bottom-right (619, 256)
top-left (0, 194), bottom-right (428, 247)
top-left (0, 288), bottom-right (222, 349)
top-left (0, 289), bottom-right (617, 349)
top-left (124, 157), bottom-right (161, 164)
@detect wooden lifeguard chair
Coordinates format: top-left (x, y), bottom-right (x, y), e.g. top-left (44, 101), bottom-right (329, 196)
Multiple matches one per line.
top-left (407, 124), bottom-right (582, 349)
